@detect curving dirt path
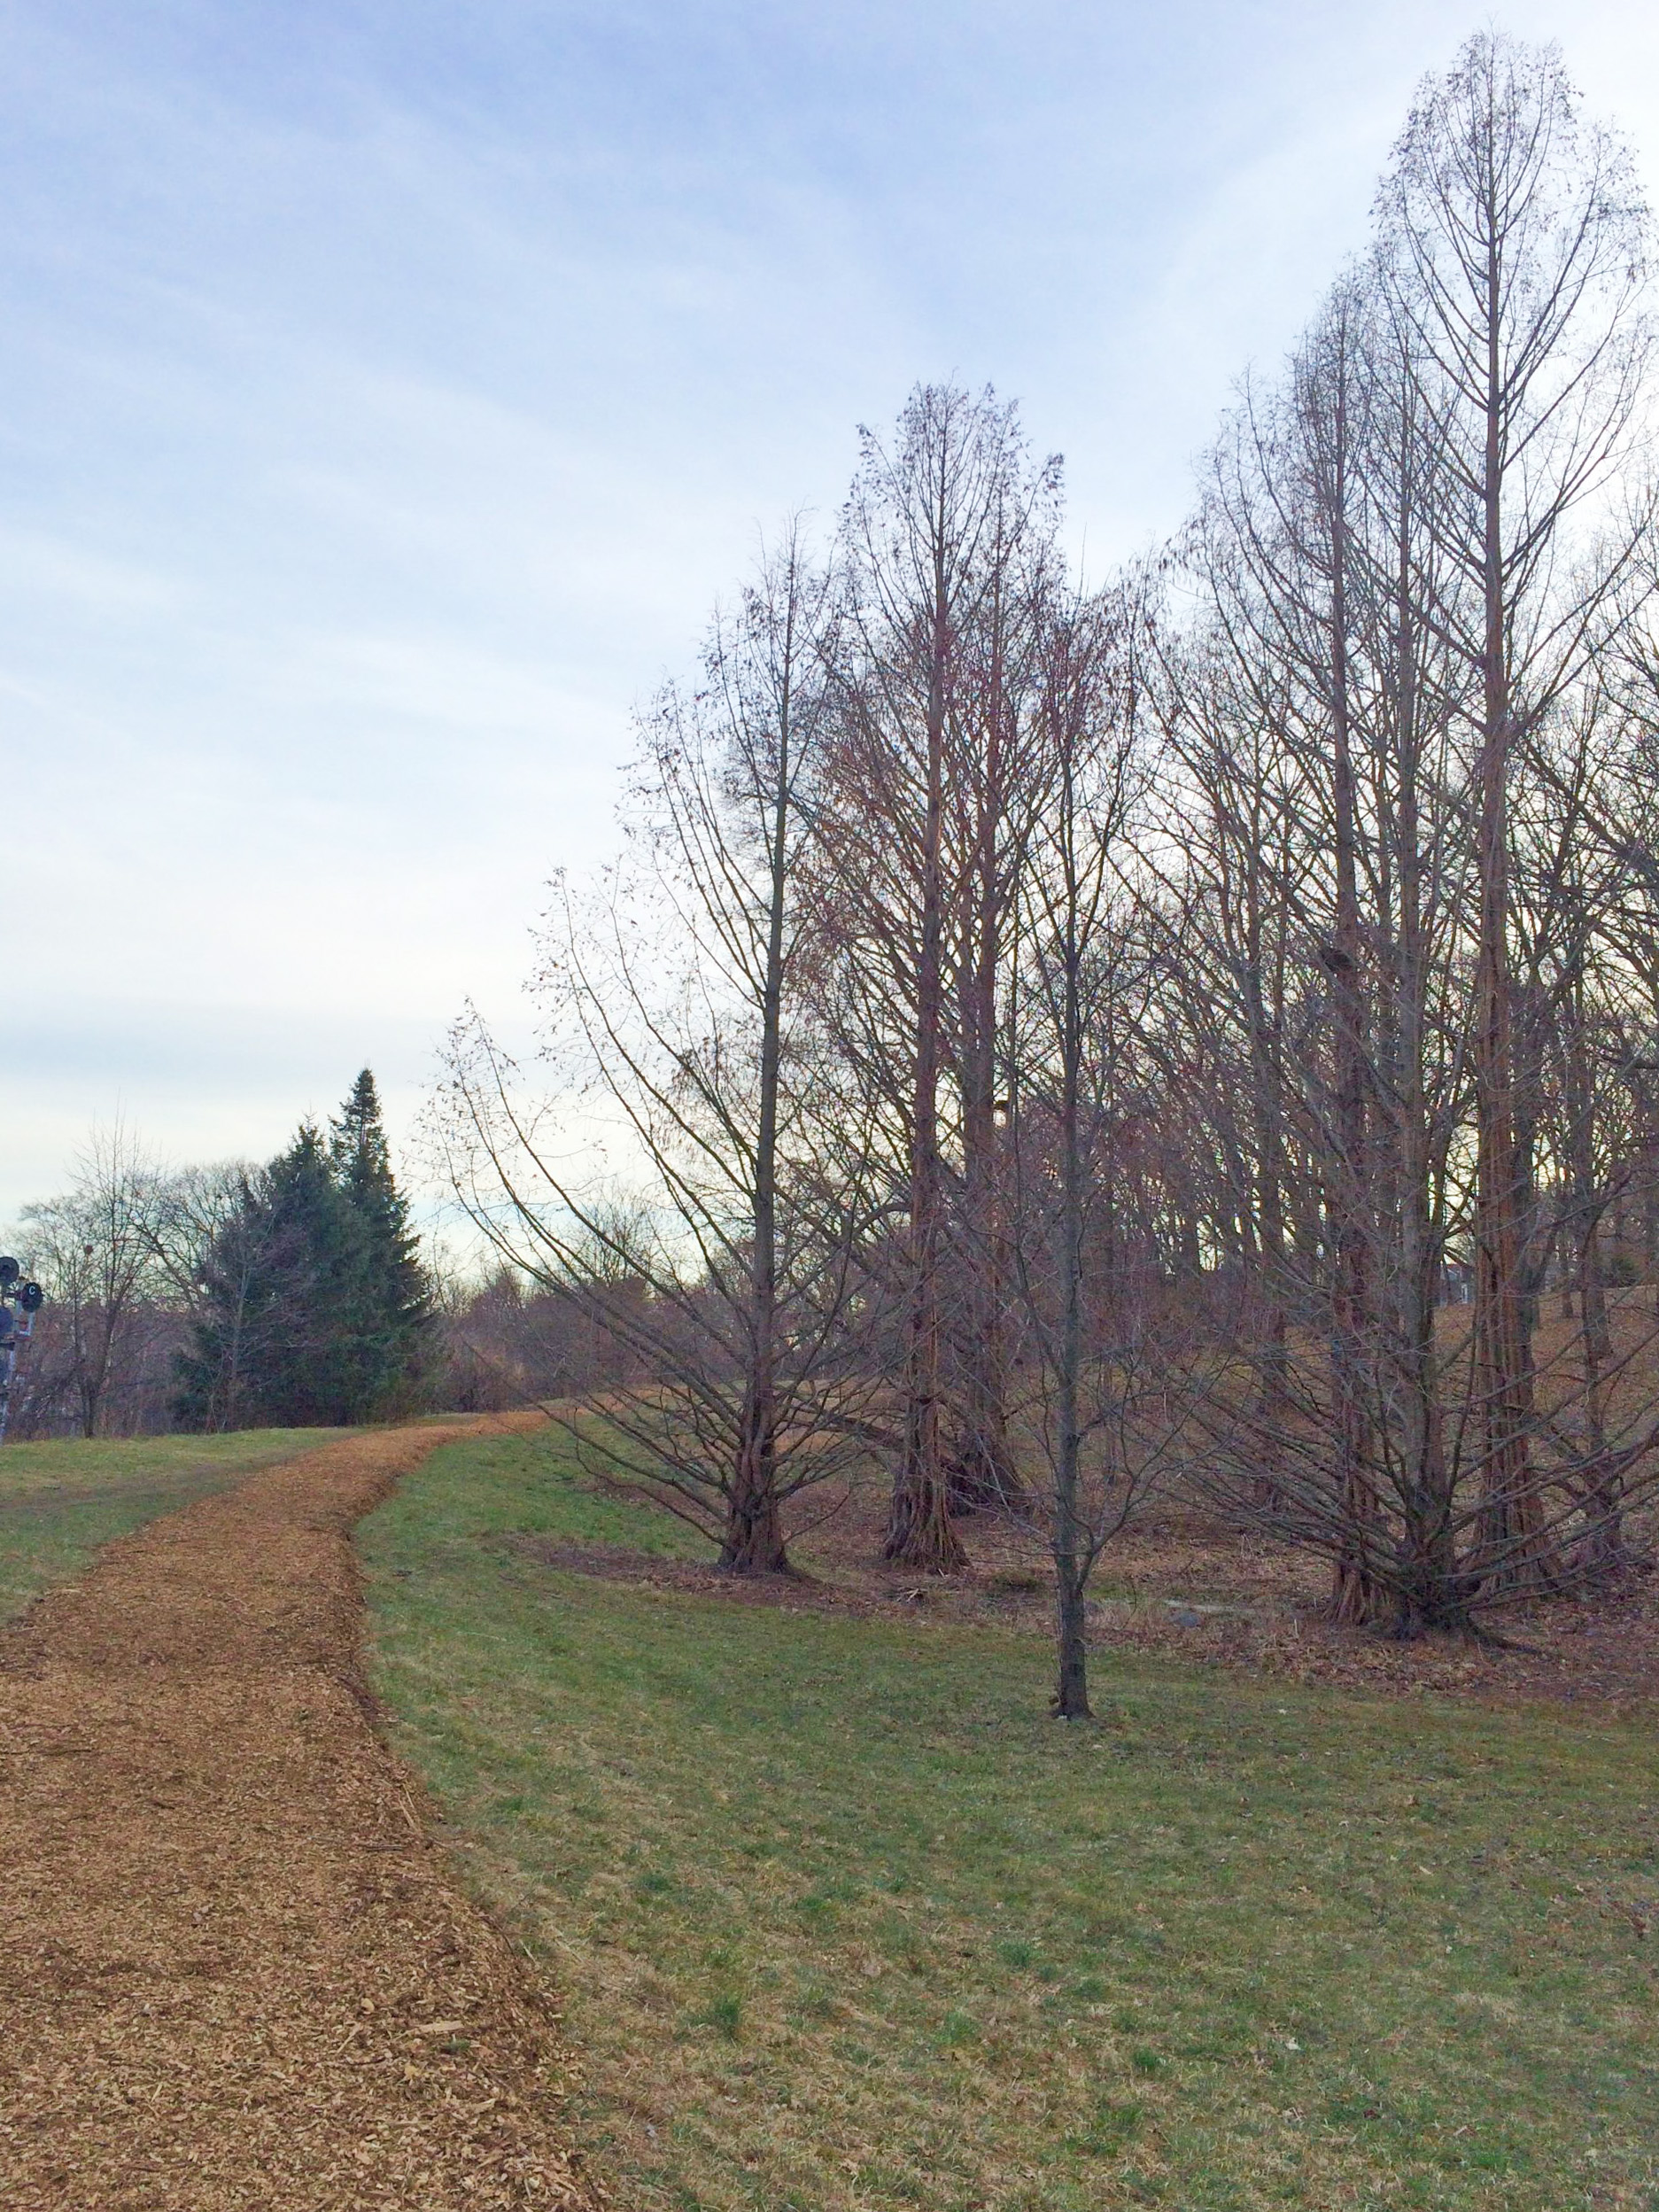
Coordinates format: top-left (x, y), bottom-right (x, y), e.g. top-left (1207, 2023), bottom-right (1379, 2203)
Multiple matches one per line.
top-left (0, 1423), bottom-right (602, 2210)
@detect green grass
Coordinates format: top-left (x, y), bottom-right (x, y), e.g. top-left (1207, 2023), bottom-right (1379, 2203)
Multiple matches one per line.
top-left (0, 1428), bottom-right (346, 1621)
top-left (360, 1427), bottom-right (1659, 2211)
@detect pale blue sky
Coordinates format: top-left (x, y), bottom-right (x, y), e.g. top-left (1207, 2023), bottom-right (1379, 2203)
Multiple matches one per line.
top-left (4, 1), bottom-right (1656, 1215)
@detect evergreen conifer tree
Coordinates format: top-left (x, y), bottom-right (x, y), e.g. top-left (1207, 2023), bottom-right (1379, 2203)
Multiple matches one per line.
top-left (174, 1072), bottom-right (430, 1429)
top-left (329, 1068), bottom-right (432, 1412)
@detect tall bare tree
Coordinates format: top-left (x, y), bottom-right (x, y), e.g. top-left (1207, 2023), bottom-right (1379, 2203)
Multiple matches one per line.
top-left (817, 384), bottom-right (1058, 1570)
top-left (438, 530), bottom-right (872, 1572)
top-left (1379, 29), bottom-right (1653, 1595)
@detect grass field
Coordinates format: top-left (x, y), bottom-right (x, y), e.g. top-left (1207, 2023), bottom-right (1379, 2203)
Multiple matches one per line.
top-left (0, 1428), bottom-right (347, 1623)
top-left (360, 1428), bottom-right (1659, 2211)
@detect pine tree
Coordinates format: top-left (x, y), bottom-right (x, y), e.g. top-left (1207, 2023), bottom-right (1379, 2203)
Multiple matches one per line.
top-left (329, 1069), bottom-right (432, 1412)
top-left (174, 1073), bottom-right (430, 1429)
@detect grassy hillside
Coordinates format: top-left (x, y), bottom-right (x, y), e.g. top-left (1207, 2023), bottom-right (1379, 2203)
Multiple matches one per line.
top-left (360, 1427), bottom-right (1659, 2211)
top-left (0, 1429), bottom-right (346, 1622)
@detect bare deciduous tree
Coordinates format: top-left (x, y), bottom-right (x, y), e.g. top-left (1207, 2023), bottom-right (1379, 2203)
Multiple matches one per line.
top-left (1380, 29), bottom-right (1654, 1595)
top-left (816, 383), bottom-right (1059, 1569)
top-left (437, 529), bottom-right (875, 1572)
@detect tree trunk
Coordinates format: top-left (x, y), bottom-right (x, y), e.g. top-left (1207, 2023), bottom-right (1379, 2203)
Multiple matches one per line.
top-left (1390, 678), bottom-right (1457, 1632)
top-left (1051, 796), bottom-right (1092, 1719)
top-left (888, 562), bottom-right (966, 1573)
top-left (725, 597), bottom-right (797, 1576)
top-left (1567, 983), bottom-right (1625, 1583)
top-left (1322, 360), bottom-right (1387, 1626)
top-left (950, 610), bottom-right (1026, 1517)
top-left (1470, 235), bottom-right (1551, 1600)
top-left (723, 1391), bottom-right (791, 1573)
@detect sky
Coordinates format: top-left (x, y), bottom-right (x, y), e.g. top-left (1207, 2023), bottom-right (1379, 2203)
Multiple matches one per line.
top-left (4, 0), bottom-right (1659, 1223)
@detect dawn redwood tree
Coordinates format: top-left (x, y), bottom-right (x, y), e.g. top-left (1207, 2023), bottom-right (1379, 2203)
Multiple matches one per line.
top-left (1169, 290), bottom-right (1404, 1622)
top-left (942, 460), bottom-right (1058, 1516)
top-left (818, 384), bottom-right (1058, 1570)
top-left (1156, 34), bottom-right (1659, 1631)
top-left (1148, 622), bottom-right (1311, 1514)
top-left (1203, 281), bottom-right (1392, 1620)
top-left (1508, 687), bottom-right (1659, 1583)
top-left (403, 32), bottom-right (1659, 1656)
top-left (1378, 29), bottom-right (1654, 1595)
top-left (1293, 289), bottom-right (1387, 1622)
top-left (437, 529), bottom-right (875, 1572)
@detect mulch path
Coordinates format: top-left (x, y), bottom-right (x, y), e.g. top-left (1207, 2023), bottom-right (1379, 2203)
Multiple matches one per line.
top-left (0, 1423), bottom-right (604, 2211)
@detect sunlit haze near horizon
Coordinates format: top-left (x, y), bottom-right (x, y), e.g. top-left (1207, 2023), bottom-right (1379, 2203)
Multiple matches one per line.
top-left (4, 0), bottom-right (1658, 1222)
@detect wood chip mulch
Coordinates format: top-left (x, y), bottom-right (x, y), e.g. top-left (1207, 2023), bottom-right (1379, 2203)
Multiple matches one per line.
top-left (0, 1423), bottom-right (605, 2210)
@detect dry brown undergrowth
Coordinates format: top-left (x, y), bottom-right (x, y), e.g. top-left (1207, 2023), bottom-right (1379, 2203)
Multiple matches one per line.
top-left (0, 1419), bottom-right (603, 2211)
top-left (553, 1466), bottom-right (1659, 1719)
